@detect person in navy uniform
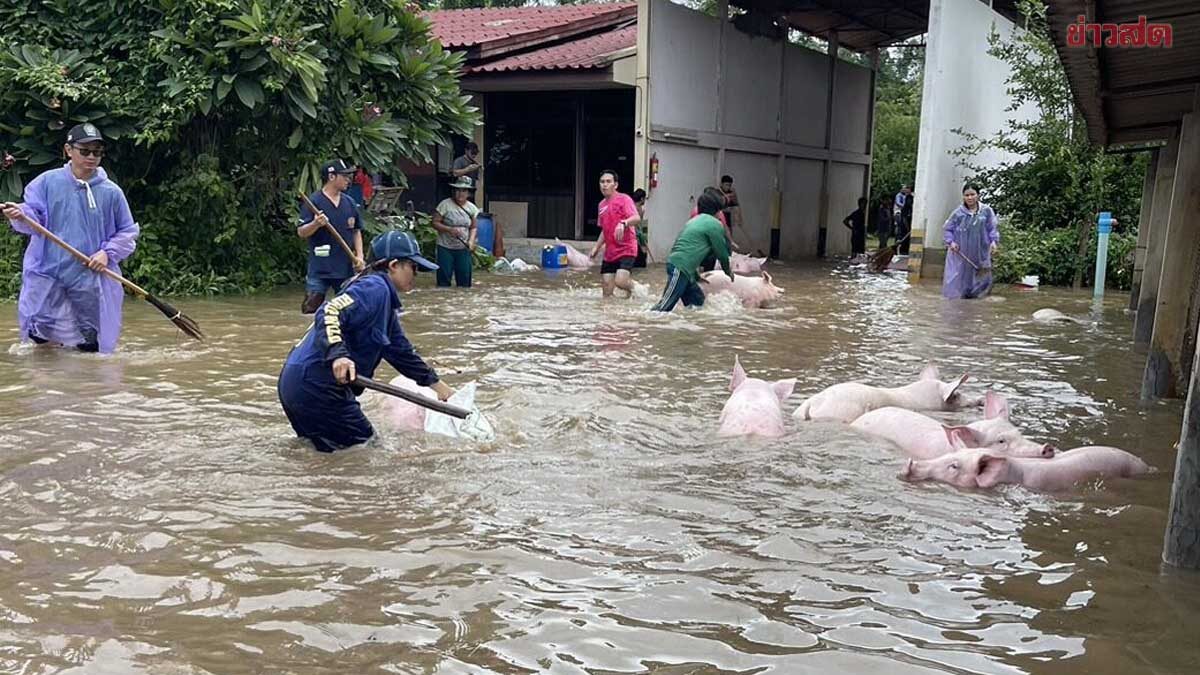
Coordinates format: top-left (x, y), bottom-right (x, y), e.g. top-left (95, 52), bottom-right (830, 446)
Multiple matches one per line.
top-left (298, 159), bottom-right (365, 314)
top-left (277, 231), bottom-right (454, 452)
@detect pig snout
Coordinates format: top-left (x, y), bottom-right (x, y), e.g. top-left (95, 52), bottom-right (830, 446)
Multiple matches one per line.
top-left (1041, 444), bottom-right (1057, 458)
top-left (898, 458), bottom-right (916, 481)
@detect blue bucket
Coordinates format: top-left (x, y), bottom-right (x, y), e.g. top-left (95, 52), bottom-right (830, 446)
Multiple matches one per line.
top-left (541, 244), bottom-right (568, 269)
top-left (475, 213), bottom-right (495, 253)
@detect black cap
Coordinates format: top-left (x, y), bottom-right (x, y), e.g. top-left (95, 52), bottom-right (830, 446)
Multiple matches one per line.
top-left (67, 123), bottom-right (103, 145)
top-left (321, 159), bottom-right (357, 179)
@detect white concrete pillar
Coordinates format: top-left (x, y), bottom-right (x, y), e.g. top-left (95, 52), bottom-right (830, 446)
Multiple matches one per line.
top-left (1129, 149), bottom-right (1158, 312)
top-left (1135, 132), bottom-right (1179, 345)
top-left (1143, 111), bottom-right (1200, 400)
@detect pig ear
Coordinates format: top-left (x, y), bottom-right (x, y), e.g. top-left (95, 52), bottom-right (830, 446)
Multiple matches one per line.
top-left (772, 378), bottom-right (796, 403)
top-left (755, 257), bottom-right (767, 265)
top-left (762, 271), bottom-right (772, 284)
top-left (942, 425), bottom-right (971, 450)
top-left (731, 356), bottom-right (747, 392)
top-left (984, 391), bottom-right (1010, 420)
top-left (920, 363), bottom-right (940, 381)
top-left (943, 425), bottom-right (978, 448)
top-left (975, 454), bottom-right (1008, 488)
top-left (940, 373), bottom-right (969, 402)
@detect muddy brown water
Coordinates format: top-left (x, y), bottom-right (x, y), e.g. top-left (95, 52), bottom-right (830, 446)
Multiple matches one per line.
top-left (1, 262), bottom-right (1197, 674)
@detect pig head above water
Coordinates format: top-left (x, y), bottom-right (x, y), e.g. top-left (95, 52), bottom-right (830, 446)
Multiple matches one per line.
top-left (726, 252), bottom-right (767, 275)
top-left (699, 270), bottom-right (784, 309)
top-left (899, 443), bottom-right (1150, 492)
top-left (850, 391), bottom-right (1055, 459)
top-left (718, 357), bottom-right (796, 437)
top-left (794, 364), bottom-right (977, 423)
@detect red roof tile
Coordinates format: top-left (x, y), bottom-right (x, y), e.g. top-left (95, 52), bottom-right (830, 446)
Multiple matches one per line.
top-left (466, 24), bottom-right (636, 74)
top-left (425, 3), bottom-right (636, 49)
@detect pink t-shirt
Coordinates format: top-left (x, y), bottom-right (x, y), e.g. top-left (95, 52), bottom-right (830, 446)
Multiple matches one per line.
top-left (599, 192), bottom-right (639, 262)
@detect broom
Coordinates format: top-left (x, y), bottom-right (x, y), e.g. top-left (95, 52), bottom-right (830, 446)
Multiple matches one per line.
top-left (14, 212), bottom-right (203, 341)
top-left (867, 232), bottom-right (911, 273)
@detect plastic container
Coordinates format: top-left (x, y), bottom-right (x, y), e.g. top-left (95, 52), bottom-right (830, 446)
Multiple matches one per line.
top-left (475, 213), bottom-right (495, 253)
top-left (541, 244), bottom-right (568, 269)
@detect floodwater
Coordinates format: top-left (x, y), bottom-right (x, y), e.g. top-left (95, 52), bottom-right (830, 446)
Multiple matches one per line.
top-left (1, 261), bottom-right (1197, 674)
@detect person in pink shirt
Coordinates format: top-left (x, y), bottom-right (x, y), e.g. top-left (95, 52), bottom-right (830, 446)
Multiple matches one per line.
top-left (588, 170), bottom-right (642, 298)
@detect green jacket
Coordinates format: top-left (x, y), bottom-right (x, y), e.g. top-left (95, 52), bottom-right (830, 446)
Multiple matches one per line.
top-left (667, 213), bottom-right (732, 282)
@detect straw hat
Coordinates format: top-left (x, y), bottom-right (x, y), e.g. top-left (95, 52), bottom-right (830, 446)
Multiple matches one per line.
top-left (449, 175), bottom-right (474, 190)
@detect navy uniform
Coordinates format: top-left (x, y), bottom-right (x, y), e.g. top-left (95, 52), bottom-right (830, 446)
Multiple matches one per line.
top-left (300, 159), bottom-right (361, 314)
top-left (278, 231), bottom-right (441, 452)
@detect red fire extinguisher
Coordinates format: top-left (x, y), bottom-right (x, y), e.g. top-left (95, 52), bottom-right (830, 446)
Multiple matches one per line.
top-left (649, 153), bottom-right (660, 189)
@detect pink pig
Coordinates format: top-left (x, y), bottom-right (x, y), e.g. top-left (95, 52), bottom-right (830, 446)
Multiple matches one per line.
top-left (727, 252), bottom-right (767, 275)
top-left (794, 364), bottom-right (978, 423)
top-left (699, 270), bottom-right (784, 308)
top-left (851, 391), bottom-right (1055, 459)
top-left (562, 242), bottom-right (593, 268)
top-left (377, 374), bottom-right (433, 431)
top-left (899, 437), bottom-right (1150, 492)
top-left (718, 357), bottom-right (796, 437)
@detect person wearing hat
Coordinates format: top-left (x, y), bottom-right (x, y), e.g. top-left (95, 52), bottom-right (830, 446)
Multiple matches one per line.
top-left (430, 175), bottom-right (479, 288)
top-left (2, 123), bottom-right (140, 353)
top-left (297, 158), bottom-right (365, 314)
top-left (277, 230), bottom-right (454, 452)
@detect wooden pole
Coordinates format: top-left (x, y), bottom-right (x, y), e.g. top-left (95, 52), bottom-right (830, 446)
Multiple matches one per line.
top-left (299, 192), bottom-right (362, 270)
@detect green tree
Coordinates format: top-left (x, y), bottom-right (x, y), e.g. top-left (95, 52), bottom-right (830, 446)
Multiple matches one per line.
top-left (0, 0), bottom-right (479, 297)
top-left (869, 41), bottom-right (923, 207)
top-left (953, 0), bottom-right (1148, 289)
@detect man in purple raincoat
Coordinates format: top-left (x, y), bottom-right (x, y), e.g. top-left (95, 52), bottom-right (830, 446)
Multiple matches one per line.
top-left (942, 183), bottom-right (999, 299)
top-left (2, 124), bottom-right (139, 352)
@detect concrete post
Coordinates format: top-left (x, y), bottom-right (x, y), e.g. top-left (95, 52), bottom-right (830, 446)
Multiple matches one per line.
top-left (1129, 149), bottom-right (1158, 312)
top-left (817, 30), bottom-right (838, 257)
top-left (1163, 315), bottom-right (1200, 568)
top-left (1143, 112), bottom-right (1200, 400)
top-left (1135, 131), bottom-right (1179, 345)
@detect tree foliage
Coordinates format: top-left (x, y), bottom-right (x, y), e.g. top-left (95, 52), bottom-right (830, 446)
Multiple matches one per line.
top-left (869, 41), bottom-right (922, 207)
top-left (0, 0), bottom-right (479, 297)
top-left (953, 0), bottom-right (1148, 289)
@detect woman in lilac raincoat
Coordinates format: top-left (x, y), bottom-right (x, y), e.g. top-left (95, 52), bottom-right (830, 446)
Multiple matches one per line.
top-left (2, 124), bottom-right (139, 352)
top-left (942, 184), bottom-right (999, 299)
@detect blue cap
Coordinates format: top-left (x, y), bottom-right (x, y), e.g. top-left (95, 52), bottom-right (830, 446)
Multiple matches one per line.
top-left (371, 231), bottom-right (438, 271)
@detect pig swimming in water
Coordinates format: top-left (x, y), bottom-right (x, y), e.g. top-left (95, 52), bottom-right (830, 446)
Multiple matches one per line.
top-left (899, 440), bottom-right (1150, 492)
top-left (699, 270), bottom-right (784, 308)
top-left (375, 374), bottom-right (434, 431)
top-left (726, 252), bottom-right (767, 275)
top-left (795, 364), bottom-right (978, 423)
top-left (851, 391), bottom-right (1055, 459)
top-left (718, 357), bottom-right (796, 437)
top-left (562, 242), bottom-right (593, 268)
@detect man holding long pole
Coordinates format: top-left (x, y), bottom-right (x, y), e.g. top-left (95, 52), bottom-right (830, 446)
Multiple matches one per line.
top-left (298, 159), bottom-right (365, 314)
top-left (2, 123), bottom-right (140, 353)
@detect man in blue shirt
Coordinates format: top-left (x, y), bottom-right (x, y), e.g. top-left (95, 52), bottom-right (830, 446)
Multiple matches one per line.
top-left (298, 159), bottom-right (365, 314)
top-left (277, 230), bottom-right (453, 452)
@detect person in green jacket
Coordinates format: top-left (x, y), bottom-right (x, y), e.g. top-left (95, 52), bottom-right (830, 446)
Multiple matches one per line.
top-left (650, 188), bottom-right (733, 312)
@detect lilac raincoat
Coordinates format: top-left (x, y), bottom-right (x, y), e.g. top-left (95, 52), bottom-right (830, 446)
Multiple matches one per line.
top-left (10, 164), bottom-right (139, 352)
top-left (942, 203), bottom-right (998, 299)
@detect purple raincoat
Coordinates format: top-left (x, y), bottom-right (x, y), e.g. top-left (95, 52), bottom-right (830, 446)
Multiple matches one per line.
top-left (942, 203), bottom-right (998, 299)
top-left (10, 164), bottom-right (139, 352)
